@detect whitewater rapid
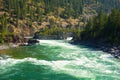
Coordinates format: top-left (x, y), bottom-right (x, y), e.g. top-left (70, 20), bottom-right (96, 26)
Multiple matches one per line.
top-left (0, 40), bottom-right (120, 80)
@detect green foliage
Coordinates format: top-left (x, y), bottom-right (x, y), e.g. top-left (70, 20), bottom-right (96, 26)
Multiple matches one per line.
top-left (0, 0), bottom-right (120, 43)
top-left (0, 34), bottom-right (5, 43)
top-left (97, 0), bottom-right (120, 12)
top-left (0, 13), bottom-right (7, 32)
top-left (37, 25), bottom-right (81, 39)
top-left (0, 13), bottom-right (8, 43)
top-left (81, 9), bottom-right (120, 44)
top-left (0, 13), bottom-right (14, 43)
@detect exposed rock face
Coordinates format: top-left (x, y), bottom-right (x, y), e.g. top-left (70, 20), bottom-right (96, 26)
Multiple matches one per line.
top-left (27, 39), bottom-right (40, 45)
top-left (100, 45), bottom-right (120, 59)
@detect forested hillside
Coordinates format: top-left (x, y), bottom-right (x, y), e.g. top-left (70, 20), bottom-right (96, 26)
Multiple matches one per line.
top-left (78, 9), bottom-right (120, 44)
top-left (0, 0), bottom-right (120, 43)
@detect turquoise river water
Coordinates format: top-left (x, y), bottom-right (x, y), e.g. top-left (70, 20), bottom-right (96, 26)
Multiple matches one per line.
top-left (0, 40), bottom-right (120, 80)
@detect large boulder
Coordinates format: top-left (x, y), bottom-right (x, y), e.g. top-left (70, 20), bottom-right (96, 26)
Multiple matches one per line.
top-left (28, 39), bottom-right (40, 45)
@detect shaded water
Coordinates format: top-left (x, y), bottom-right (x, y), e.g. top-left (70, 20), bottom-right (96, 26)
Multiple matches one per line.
top-left (0, 40), bottom-right (120, 80)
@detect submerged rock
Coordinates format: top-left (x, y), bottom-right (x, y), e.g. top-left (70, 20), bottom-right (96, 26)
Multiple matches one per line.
top-left (114, 54), bottom-right (120, 58)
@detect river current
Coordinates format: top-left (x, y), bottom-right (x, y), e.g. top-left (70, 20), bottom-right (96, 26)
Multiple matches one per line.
top-left (0, 40), bottom-right (120, 80)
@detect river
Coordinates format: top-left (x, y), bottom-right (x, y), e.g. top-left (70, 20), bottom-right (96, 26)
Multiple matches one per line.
top-left (0, 40), bottom-right (120, 80)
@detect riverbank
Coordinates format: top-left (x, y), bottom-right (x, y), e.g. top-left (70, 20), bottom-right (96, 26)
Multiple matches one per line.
top-left (100, 45), bottom-right (120, 59)
top-left (71, 41), bottom-right (120, 59)
top-left (0, 43), bottom-right (19, 51)
top-left (0, 44), bottom-right (18, 59)
top-left (1, 40), bottom-right (120, 59)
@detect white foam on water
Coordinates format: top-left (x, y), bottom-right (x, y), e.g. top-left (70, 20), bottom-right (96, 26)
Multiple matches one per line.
top-left (0, 57), bottom-right (119, 79)
top-left (66, 37), bottom-right (73, 41)
top-left (99, 54), bottom-right (114, 59)
top-left (58, 51), bottom-right (80, 59)
top-left (40, 40), bottom-right (120, 77)
top-left (40, 40), bottom-right (78, 49)
top-left (0, 40), bottom-right (120, 80)
top-left (0, 58), bottom-right (95, 79)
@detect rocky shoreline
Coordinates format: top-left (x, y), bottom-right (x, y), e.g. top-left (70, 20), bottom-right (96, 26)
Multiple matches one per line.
top-left (100, 45), bottom-right (120, 59)
top-left (71, 41), bottom-right (120, 59)
top-left (0, 38), bottom-right (40, 51)
top-left (0, 43), bottom-right (20, 51)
